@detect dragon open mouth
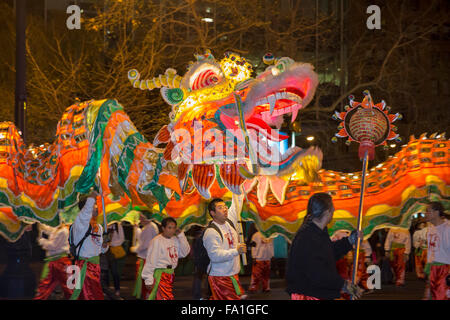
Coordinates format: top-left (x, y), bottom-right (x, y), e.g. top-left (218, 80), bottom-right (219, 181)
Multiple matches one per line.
top-left (240, 62), bottom-right (321, 175)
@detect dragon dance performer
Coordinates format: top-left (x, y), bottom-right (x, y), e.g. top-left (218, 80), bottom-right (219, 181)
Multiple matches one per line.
top-left (142, 217), bottom-right (190, 300)
top-left (424, 202), bottom-right (450, 300)
top-left (413, 220), bottom-right (429, 280)
top-left (384, 227), bottom-right (411, 286)
top-left (203, 198), bottom-right (247, 300)
top-left (33, 224), bottom-right (72, 300)
top-left (350, 240), bottom-right (373, 291)
top-left (286, 193), bottom-right (363, 300)
top-left (130, 213), bottom-right (159, 299)
top-left (249, 231), bottom-right (274, 293)
top-left (331, 231), bottom-right (351, 281)
top-left (69, 190), bottom-right (109, 300)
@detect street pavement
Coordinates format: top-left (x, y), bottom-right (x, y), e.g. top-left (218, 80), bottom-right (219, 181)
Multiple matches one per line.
top-left (3, 258), bottom-right (426, 300)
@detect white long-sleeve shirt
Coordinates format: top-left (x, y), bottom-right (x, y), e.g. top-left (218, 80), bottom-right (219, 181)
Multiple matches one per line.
top-left (427, 220), bottom-right (450, 265)
top-left (109, 223), bottom-right (125, 247)
top-left (251, 232), bottom-right (274, 261)
top-left (142, 232), bottom-right (190, 286)
top-left (203, 221), bottom-right (240, 277)
top-left (38, 226), bottom-right (69, 257)
top-left (413, 228), bottom-right (428, 250)
top-left (384, 228), bottom-right (411, 254)
top-left (71, 197), bottom-right (107, 259)
top-left (135, 222), bottom-right (159, 259)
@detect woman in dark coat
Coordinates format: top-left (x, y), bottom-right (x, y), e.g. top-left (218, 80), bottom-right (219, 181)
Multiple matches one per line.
top-left (286, 192), bottom-right (363, 300)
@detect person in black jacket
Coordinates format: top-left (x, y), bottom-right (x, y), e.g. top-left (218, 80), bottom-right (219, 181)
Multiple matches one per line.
top-left (286, 192), bottom-right (363, 300)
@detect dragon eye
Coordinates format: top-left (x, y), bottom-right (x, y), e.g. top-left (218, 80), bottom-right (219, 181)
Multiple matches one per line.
top-left (191, 69), bottom-right (222, 90)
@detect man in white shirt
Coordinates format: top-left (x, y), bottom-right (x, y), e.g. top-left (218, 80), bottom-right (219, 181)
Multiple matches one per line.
top-left (249, 231), bottom-right (274, 293)
top-left (69, 190), bottom-right (109, 300)
top-left (34, 224), bottom-right (72, 299)
top-left (424, 201), bottom-right (450, 300)
top-left (142, 217), bottom-right (190, 300)
top-left (413, 220), bottom-right (429, 280)
top-left (203, 198), bottom-right (247, 300)
top-left (131, 214), bottom-right (159, 299)
top-left (384, 227), bottom-right (411, 286)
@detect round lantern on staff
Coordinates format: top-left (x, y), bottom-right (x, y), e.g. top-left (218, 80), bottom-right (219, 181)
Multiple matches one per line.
top-left (331, 90), bottom-right (402, 160)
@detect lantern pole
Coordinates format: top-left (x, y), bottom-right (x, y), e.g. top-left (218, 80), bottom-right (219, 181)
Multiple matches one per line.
top-left (351, 150), bottom-right (369, 289)
top-left (331, 90), bottom-right (402, 299)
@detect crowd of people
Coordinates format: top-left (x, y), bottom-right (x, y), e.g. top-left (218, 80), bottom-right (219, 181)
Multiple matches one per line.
top-left (32, 191), bottom-right (449, 300)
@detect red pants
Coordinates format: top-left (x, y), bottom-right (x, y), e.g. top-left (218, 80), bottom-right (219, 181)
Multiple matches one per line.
top-left (429, 264), bottom-right (449, 300)
top-left (414, 249), bottom-right (427, 280)
top-left (74, 260), bottom-right (104, 300)
top-left (336, 258), bottom-right (350, 281)
top-left (350, 252), bottom-right (369, 289)
top-left (135, 259), bottom-right (150, 299)
top-left (33, 257), bottom-right (73, 300)
top-left (150, 272), bottom-right (175, 300)
top-left (291, 293), bottom-right (320, 300)
top-left (391, 248), bottom-right (406, 286)
top-left (249, 260), bottom-right (271, 292)
top-left (208, 274), bottom-right (245, 300)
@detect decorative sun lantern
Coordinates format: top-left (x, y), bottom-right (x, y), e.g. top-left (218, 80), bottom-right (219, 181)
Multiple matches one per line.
top-left (331, 90), bottom-right (402, 160)
top-left (330, 90), bottom-right (402, 290)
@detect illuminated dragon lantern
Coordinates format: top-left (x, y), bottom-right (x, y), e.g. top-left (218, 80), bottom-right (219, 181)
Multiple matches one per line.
top-left (0, 50), bottom-right (448, 242)
top-left (128, 50), bottom-right (322, 200)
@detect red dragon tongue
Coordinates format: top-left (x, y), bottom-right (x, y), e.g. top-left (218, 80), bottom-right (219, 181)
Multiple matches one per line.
top-left (246, 116), bottom-right (289, 142)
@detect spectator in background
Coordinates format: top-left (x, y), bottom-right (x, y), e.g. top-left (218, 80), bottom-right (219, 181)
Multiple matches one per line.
top-left (102, 222), bottom-right (125, 297)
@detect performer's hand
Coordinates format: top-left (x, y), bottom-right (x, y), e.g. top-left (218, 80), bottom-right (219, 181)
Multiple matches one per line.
top-left (237, 243), bottom-right (247, 254)
top-left (175, 228), bottom-right (182, 236)
top-left (89, 189), bottom-right (99, 199)
top-left (348, 230), bottom-right (363, 246)
top-left (342, 280), bottom-right (363, 300)
top-left (403, 254), bottom-right (409, 263)
top-left (145, 285), bottom-right (153, 291)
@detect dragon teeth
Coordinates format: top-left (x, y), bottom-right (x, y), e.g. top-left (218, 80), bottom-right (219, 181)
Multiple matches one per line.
top-left (291, 108), bottom-right (298, 123)
top-left (268, 94), bottom-right (276, 115)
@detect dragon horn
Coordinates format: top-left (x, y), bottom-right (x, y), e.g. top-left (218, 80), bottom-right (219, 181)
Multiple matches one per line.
top-left (128, 68), bottom-right (182, 91)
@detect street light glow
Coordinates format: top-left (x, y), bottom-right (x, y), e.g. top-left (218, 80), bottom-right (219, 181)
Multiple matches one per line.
top-left (306, 136), bottom-right (314, 141)
top-left (201, 18), bottom-right (214, 23)
top-left (390, 144), bottom-right (396, 148)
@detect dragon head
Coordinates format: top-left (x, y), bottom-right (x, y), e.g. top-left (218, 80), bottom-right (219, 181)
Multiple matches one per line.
top-left (129, 51), bottom-right (322, 198)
